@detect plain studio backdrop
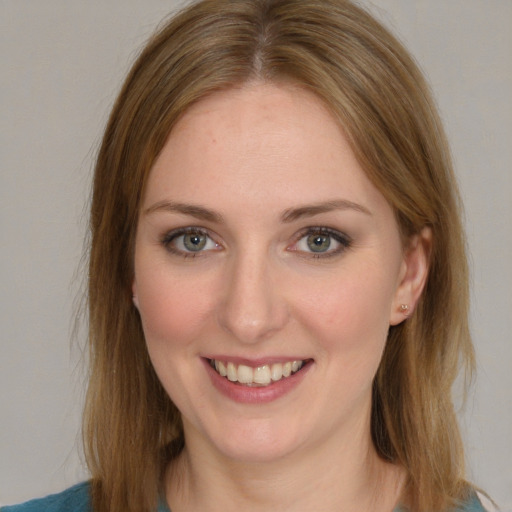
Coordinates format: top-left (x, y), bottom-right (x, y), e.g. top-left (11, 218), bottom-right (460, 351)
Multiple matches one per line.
top-left (1, 0), bottom-right (511, 508)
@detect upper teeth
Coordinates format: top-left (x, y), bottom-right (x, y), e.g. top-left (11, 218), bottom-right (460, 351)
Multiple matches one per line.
top-left (211, 359), bottom-right (304, 386)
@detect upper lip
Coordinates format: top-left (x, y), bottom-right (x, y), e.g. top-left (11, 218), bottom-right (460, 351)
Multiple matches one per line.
top-left (204, 356), bottom-right (312, 367)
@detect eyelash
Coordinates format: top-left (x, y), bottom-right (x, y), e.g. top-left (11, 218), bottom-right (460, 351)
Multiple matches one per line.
top-left (290, 227), bottom-right (352, 259)
top-left (160, 226), bottom-right (352, 259)
top-left (161, 227), bottom-right (219, 259)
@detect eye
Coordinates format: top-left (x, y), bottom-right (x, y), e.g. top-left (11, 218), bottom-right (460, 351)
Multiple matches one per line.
top-left (162, 228), bottom-right (220, 256)
top-left (290, 228), bottom-right (351, 258)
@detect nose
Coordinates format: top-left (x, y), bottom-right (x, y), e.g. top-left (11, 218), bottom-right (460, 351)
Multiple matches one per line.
top-left (217, 250), bottom-right (289, 344)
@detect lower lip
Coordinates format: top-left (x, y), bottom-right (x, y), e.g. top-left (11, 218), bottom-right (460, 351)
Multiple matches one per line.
top-left (203, 358), bottom-right (312, 404)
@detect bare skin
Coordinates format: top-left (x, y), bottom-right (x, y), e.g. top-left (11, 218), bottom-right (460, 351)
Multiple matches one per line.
top-left (166, 413), bottom-right (406, 512)
top-left (133, 82), bottom-right (429, 512)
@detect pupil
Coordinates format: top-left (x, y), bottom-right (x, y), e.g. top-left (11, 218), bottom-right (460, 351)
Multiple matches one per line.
top-left (184, 233), bottom-right (206, 251)
top-left (307, 234), bottom-right (330, 252)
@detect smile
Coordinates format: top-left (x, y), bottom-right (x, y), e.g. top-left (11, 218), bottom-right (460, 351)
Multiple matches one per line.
top-left (208, 359), bottom-right (306, 387)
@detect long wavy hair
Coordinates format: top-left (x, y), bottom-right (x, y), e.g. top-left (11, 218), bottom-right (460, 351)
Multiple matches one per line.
top-left (84, 1), bottom-right (474, 511)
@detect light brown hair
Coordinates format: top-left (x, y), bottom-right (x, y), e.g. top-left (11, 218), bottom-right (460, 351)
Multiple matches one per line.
top-left (84, 1), bottom-right (474, 511)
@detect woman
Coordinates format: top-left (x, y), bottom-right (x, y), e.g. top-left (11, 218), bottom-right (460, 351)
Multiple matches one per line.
top-left (2, 0), bottom-right (492, 511)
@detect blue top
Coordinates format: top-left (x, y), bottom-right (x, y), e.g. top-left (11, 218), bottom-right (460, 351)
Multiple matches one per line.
top-left (1, 482), bottom-right (170, 512)
top-left (1, 481), bottom-right (488, 512)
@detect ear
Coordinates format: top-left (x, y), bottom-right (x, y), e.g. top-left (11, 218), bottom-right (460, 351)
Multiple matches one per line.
top-left (389, 227), bottom-right (432, 326)
top-left (132, 280), bottom-right (139, 309)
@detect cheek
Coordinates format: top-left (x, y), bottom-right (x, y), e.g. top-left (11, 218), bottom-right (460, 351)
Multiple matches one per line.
top-left (135, 263), bottom-right (217, 349)
top-left (296, 267), bottom-right (394, 361)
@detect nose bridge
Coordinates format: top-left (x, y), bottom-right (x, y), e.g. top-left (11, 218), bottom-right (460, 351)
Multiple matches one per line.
top-left (217, 244), bottom-right (288, 344)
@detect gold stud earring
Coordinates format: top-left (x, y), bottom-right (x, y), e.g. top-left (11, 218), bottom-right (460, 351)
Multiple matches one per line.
top-left (400, 304), bottom-right (409, 315)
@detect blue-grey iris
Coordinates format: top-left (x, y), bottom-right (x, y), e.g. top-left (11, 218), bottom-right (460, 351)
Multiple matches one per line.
top-left (183, 233), bottom-right (207, 251)
top-left (307, 234), bottom-right (331, 252)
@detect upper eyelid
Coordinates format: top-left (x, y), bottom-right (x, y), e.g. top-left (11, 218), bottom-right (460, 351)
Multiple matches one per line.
top-left (293, 226), bottom-right (352, 242)
top-left (162, 226), bottom-right (214, 240)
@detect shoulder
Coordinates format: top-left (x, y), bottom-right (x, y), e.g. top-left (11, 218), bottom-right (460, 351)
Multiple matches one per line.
top-left (1, 482), bottom-right (91, 512)
top-left (394, 491), bottom-right (498, 512)
top-left (455, 491), bottom-right (498, 512)
top-left (471, 491), bottom-right (499, 512)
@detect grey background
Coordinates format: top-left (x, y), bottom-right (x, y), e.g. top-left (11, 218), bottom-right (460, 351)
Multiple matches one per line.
top-left (1, 0), bottom-right (511, 508)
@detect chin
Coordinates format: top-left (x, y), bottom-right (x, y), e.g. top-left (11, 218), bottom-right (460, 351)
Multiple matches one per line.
top-left (196, 415), bottom-right (307, 464)
top-left (216, 435), bottom-right (300, 464)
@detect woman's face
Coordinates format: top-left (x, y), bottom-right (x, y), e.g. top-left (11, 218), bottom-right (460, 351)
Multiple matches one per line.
top-left (133, 83), bottom-right (418, 463)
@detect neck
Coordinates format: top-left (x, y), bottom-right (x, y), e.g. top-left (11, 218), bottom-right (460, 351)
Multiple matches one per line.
top-left (165, 414), bottom-right (405, 512)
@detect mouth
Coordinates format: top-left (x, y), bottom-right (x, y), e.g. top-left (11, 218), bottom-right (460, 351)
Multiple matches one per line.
top-left (207, 358), bottom-right (310, 387)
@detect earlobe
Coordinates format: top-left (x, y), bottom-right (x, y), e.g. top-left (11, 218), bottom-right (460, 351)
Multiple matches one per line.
top-left (132, 281), bottom-right (139, 309)
top-left (389, 227), bottom-right (432, 326)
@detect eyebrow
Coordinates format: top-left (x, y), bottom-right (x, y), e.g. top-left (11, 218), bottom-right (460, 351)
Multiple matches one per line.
top-left (144, 198), bottom-right (371, 224)
top-left (281, 199), bottom-right (372, 222)
top-left (143, 200), bottom-right (224, 223)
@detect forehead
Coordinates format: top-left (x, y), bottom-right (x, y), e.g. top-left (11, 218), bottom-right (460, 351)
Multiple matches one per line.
top-left (145, 82), bottom-right (388, 217)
